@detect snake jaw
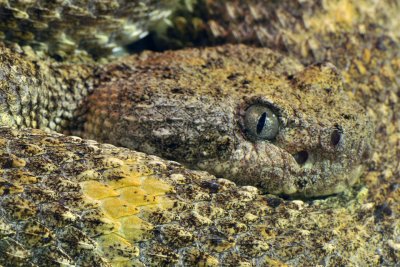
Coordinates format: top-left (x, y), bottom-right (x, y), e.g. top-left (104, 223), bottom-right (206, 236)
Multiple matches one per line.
top-left (200, 133), bottom-right (369, 197)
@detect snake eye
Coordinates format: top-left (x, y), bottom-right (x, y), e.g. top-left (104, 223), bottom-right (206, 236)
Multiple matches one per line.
top-left (244, 104), bottom-right (279, 140)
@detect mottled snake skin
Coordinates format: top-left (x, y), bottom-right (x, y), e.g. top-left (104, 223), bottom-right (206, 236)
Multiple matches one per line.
top-left (0, 0), bottom-right (178, 58)
top-left (0, 0), bottom-right (399, 266)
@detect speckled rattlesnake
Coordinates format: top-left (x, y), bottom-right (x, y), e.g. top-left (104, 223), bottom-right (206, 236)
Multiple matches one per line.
top-left (0, 1), bottom-right (399, 266)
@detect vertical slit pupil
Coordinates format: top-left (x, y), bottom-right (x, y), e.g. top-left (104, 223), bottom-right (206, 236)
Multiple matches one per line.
top-left (256, 112), bottom-right (267, 134)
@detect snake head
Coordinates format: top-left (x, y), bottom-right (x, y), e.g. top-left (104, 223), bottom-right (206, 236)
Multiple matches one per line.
top-left (234, 62), bottom-right (373, 197)
top-left (83, 45), bottom-right (374, 198)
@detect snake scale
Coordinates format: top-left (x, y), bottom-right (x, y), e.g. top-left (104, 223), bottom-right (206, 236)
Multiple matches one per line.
top-left (0, 0), bottom-right (399, 266)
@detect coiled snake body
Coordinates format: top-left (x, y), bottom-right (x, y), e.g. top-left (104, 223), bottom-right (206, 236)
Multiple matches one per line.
top-left (0, 0), bottom-right (399, 266)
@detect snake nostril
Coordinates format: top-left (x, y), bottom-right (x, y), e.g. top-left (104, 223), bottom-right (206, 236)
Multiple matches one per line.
top-left (293, 151), bottom-right (309, 165)
top-left (331, 128), bottom-right (342, 147)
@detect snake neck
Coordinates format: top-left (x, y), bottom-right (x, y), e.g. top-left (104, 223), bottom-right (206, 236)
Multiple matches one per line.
top-left (0, 45), bottom-right (95, 132)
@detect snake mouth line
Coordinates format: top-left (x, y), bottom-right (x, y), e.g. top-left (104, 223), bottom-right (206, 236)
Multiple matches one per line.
top-left (292, 164), bottom-right (365, 198)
